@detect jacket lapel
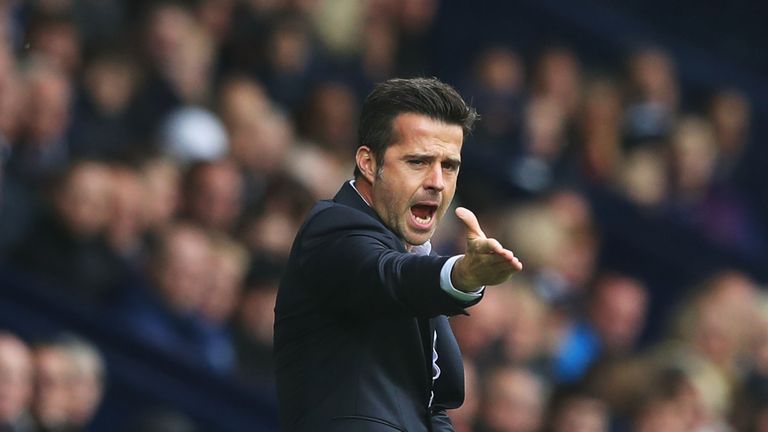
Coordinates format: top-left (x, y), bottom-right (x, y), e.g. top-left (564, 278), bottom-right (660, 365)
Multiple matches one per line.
top-left (335, 181), bottom-right (435, 402)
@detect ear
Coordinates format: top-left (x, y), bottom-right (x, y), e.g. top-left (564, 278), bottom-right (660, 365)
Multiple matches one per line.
top-left (355, 146), bottom-right (377, 183)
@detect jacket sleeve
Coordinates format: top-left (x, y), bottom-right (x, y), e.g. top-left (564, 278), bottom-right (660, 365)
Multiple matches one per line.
top-left (297, 206), bottom-right (480, 318)
top-left (430, 409), bottom-right (456, 432)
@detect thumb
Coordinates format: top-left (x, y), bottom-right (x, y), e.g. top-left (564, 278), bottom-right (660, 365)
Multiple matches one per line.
top-left (455, 207), bottom-right (486, 240)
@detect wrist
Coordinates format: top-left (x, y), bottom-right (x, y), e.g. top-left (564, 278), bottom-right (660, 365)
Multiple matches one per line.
top-left (450, 257), bottom-right (477, 292)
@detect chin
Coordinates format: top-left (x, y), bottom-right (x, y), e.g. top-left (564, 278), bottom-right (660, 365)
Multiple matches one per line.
top-left (405, 232), bottom-right (433, 247)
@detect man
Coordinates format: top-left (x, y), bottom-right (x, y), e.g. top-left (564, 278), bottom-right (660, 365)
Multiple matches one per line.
top-left (0, 332), bottom-right (36, 432)
top-left (274, 78), bottom-right (522, 431)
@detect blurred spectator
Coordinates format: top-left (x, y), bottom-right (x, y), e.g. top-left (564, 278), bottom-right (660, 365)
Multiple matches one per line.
top-left (0, 3), bottom-right (22, 47)
top-left (60, 336), bottom-right (105, 430)
top-left (233, 257), bottom-right (284, 384)
top-left (447, 359), bottom-right (480, 432)
top-left (734, 292), bottom-right (768, 431)
top-left (578, 78), bottom-right (622, 182)
top-left (551, 273), bottom-right (648, 383)
top-left (193, 0), bottom-right (235, 45)
top-left (118, 222), bottom-right (234, 374)
top-left (11, 160), bottom-right (125, 303)
top-left (216, 74), bottom-right (293, 199)
top-left (48, 160), bottom-right (111, 238)
top-left (105, 163), bottom-right (147, 262)
top-left (310, 0), bottom-right (365, 64)
top-left (668, 116), bottom-right (720, 203)
top-left (0, 332), bottom-right (35, 432)
top-left (259, 13), bottom-right (318, 111)
top-left (581, 357), bottom-right (650, 428)
top-left (0, 41), bottom-right (24, 147)
top-left (295, 81), bottom-right (358, 160)
top-left (240, 174), bottom-right (314, 258)
top-left (163, 25), bottom-right (216, 105)
top-left (391, 0), bottom-right (438, 77)
top-left (199, 234), bottom-right (248, 325)
top-left (545, 190), bottom-right (598, 296)
top-left (708, 89), bottom-right (751, 183)
top-left (623, 47), bottom-right (679, 144)
top-left (139, 1), bottom-right (197, 86)
top-left (33, 340), bottom-right (73, 432)
top-left (477, 366), bottom-right (547, 432)
top-left (286, 135), bottom-right (347, 199)
top-left (748, 292), bottom-right (768, 382)
top-left (357, 16), bottom-right (397, 89)
top-left (216, 75), bottom-right (272, 127)
top-left (451, 286), bottom-right (510, 364)
top-left (0, 42), bottom-right (38, 253)
top-left (69, 49), bottom-right (139, 159)
top-left (290, 80), bottom-right (358, 198)
top-left (532, 47), bottom-right (582, 121)
top-left (674, 271), bottom-right (758, 382)
top-left (23, 8), bottom-right (81, 77)
top-left (629, 363), bottom-right (731, 432)
top-left (468, 46), bottom-right (525, 148)
top-left (7, 59), bottom-right (72, 182)
top-left (668, 116), bottom-right (765, 256)
top-left (181, 158), bottom-right (243, 234)
top-left (129, 1), bottom-right (200, 141)
top-left (497, 281), bottom-right (552, 374)
top-left (508, 96), bottom-right (579, 194)
top-left (616, 145), bottom-right (668, 208)
top-left (501, 191), bottom-right (597, 305)
top-left (139, 155), bottom-right (180, 235)
top-left (544, 385), bottom-right (608, 432)
top-left (588, 274), bottom-right (648, 356)
top-left (632, 388), bottom-right (690, 432)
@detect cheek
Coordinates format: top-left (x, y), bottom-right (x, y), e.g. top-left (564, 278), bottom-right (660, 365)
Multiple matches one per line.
top-left (376, 179), bottom-right (406, 210)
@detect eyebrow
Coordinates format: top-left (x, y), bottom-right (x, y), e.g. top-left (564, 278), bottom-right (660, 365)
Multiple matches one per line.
top-left (403, 153), bottom-right (461, 163)
top-left (402, 153), bottom-right (462, 169)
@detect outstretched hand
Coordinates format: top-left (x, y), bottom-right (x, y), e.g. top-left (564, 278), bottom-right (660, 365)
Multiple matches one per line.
top-left (451, 207), bottom-right (523, 292)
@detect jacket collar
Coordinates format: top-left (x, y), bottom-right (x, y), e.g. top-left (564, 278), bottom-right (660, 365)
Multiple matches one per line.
top-left (333, 180), bottom-right (383, 223)
top-left (335, 180), bottom-right (439, 256)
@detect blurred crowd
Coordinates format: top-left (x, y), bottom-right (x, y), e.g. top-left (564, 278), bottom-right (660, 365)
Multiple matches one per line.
top-left (0, 0), bottom-right (766, 431)
top-left (0, 332), bottom-right (104, 432)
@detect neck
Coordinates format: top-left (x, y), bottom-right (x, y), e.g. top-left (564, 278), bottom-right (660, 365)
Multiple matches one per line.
top-left (352, 176), bottom-right (374, 207)
top-left (351, 178), bottom-right (414, 251)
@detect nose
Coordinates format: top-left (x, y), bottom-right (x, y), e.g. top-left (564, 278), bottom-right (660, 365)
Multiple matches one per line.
top-left (423, 164), bottom-right (445, 192)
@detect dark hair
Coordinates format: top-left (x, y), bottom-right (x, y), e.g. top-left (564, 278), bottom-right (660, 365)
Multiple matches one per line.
top-left (354, 77), bottom-right (478, 178)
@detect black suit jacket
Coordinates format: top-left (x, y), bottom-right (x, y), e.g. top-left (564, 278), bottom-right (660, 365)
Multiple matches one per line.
top-left (274, 182), bottom-right (482, 432)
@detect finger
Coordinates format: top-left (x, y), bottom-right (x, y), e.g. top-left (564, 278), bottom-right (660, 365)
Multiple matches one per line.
top-left (493, 250), bottom-right (523, 270)
top-left (504, 252), bottom-right (523, 271)
top-left (455, 207), bottom-right (486, 240)
top-left (493, 248), bottom-right (524, 271)
top-left (487, 257), bottom-right (523, 277)
top-left (470, 238), bottom-right (501, 254)
top-left (509, 256), bottom-right (523, 271)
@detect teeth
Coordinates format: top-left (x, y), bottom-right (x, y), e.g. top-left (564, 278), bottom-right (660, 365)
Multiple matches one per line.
top-left (415, 214), bottom-right (432, 224)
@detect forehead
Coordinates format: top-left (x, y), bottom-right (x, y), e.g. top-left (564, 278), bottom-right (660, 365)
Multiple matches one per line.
top-left (388, 113), bottom-right (464, 156)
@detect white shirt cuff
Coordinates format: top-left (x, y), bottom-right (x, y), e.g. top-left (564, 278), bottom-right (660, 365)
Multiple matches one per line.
top-left (440, 255), bottom-right (484, 301)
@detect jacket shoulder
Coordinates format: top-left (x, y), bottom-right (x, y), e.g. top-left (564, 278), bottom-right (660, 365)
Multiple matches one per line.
top-left (301, 200), bottom-right (394, 241)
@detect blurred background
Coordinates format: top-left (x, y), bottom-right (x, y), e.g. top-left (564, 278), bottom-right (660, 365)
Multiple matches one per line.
top-left (1, 0), bottom-right (767, 431)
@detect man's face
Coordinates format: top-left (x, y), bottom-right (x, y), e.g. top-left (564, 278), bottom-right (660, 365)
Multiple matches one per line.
top-left (369, 113), bottom-right (463, 247)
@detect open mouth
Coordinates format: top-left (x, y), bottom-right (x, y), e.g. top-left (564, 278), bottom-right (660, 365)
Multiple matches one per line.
top-left (410, 203), bottom-right (438, 227)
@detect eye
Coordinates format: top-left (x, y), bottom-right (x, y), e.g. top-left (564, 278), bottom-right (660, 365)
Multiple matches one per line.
top-left (408, 159), bottom-right (427, 167)
top-left (442, 162), bottom-right (460, 172)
